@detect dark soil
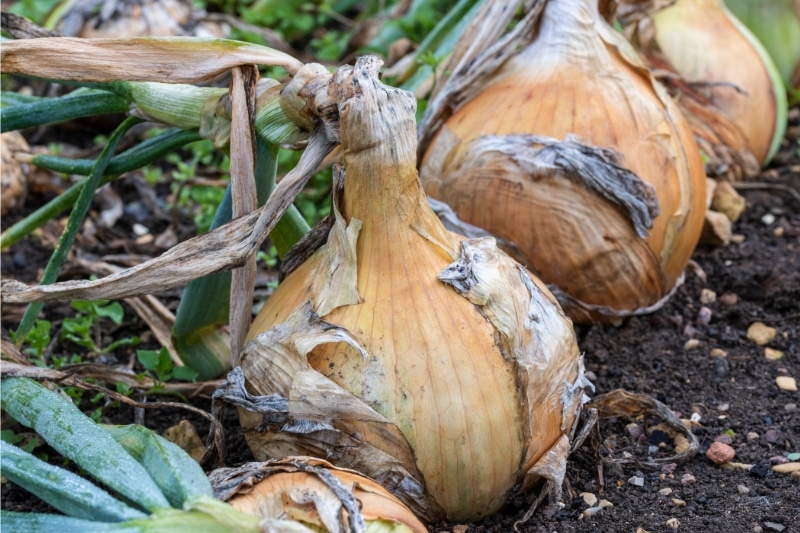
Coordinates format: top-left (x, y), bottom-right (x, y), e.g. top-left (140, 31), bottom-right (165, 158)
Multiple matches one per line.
top-left (2, 115), bottom-right (798, 533)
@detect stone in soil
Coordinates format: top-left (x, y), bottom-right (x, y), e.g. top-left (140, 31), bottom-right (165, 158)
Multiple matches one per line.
top-left (775, 376), bottom-right (797, 391)
top-left (747, 322), bottom-right (778, 345)
top-left (765, 348), bottom-right (784, 360)
top-left (707, 441), bottom-right (736, 464)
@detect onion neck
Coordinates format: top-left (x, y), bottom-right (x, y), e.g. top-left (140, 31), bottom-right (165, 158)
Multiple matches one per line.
top-left (510, 0), bottom-right (609, 71)
top-left (335, 67), bottom-right (422, 230)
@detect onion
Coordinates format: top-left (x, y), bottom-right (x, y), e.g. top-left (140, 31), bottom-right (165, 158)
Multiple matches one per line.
top-left (642, 0), bottom-right (788, 165)
top-left (226, 57), bottom-right (590, 522)
top-left (419, 0), bottom-right (706, 324)
top-left (222, 458), bottom-right (427, 533)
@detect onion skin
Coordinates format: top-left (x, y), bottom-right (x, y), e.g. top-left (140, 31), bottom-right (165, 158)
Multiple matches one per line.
top-left (242, 57), bottom-right (586, 522)
top-left (651, 0), bottom-right (787, 165)
top-left (420, 0), bottom-right (706, 324)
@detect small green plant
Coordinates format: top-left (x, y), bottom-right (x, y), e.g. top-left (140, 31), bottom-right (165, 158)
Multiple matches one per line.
top-left (136, 347), bottom-right (199, 394)
top-left (11, 319), bottom-right (51, 362)
top-left (61, 300), bottom-right (139, 355)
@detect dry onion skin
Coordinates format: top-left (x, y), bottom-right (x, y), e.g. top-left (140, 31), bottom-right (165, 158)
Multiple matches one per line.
top-left (419, 0), bottom-right (707, 324)
top-left (215, 457), bottom-right (427, 533)
top-left (219, 57), bottom-right (590, 523)
top-left (642, 0), bottom-right (788, 165)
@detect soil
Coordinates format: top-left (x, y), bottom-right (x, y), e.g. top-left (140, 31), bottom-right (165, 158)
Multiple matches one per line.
top-left (1, 112), bottom-right (798, 533)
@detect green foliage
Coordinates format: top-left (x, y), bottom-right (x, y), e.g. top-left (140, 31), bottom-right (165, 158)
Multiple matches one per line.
top-left (61, 300), bottom-right (139, 355)
top-left (11, 319), bottom-right (51, 361)
top-left (137, 347), bottom-right (199, 393)
top-left (5, 0), bottom-right (61, 25)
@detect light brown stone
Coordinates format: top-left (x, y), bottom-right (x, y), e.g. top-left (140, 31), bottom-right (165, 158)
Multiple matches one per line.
top-left (747, 322), bottom-right (777, 346)
top-left (776, 376), bottom-right (798, 392)
top-left (772, 463), bottom-right (800, 474)
top-left (701, 210), bottom-right (732, 247)
top-left (765, 348), bottom-right (784, 361)
top-left (711, 180), bottom-right (746, 222)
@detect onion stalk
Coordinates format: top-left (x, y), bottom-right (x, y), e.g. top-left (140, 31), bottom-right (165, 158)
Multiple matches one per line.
top-left (418, 0), bottom-right (707, 324)
top-left (231, 57), bottom-right (590, 522)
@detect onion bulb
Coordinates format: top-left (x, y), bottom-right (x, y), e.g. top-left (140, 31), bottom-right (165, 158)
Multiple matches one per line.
top-left (217, 457), bottom-right (427, 533)
top-left (419, 0), bottom-right (706, 324)
top-left (643, 0), bottom-right (788, 165)
top-left (224, 57), bottom-right (590, 522)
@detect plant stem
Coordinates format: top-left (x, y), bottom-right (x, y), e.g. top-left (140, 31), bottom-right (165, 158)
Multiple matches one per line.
top-left (0, 128), bottom-right (201, 249)
top-left (14, 116), bottom-right (143, 345)
top-left (0, 89), bottom-right (129, 132)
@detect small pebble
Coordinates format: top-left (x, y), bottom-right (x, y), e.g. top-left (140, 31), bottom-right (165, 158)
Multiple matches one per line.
top-left (761, 213), bottom-right (776, 225)
top-left (747, 432), bottom-right (760, 441)
top-left (671, 498), bottom-right (686, 507)
top-left (785, 403), bottom-right (797, 412)
top-left (776, 376), bottom-right (797, 392)
top-left (747, 322), bottom-right (777, 346)
top-left (452, 525), bottom-right (468, 533)
top-left (598, 499), bottom-right (613, 509)
top-left (658, 487), bottom-right (673, 496)
top-left (765, 429), bottom-right (781, 444)
top-left (763, 522), bottom-right (785, 532)
top-left (697, 306), bottom-right (712, 326)
top-left (580, 492), bottom-right (598, 506)
top-left (684, 339), bottom-right (701, 350)
top-left (765, 348), bottom-right (784, 361)
top-left (132, 223), bottom-right (150, 236)
top-left (675, 436), bottom-right (692, 455)
top-left (772, 463), bottom-right (800, 474)
top-left (714, 357), bottom-right (729, 378)
top-left (737, 484), bottom-right (750, 495)
top-left (774, 226), bottom-right (785, 237)
top-left (753, 527), bottom-right (763, 533)
top-left (730, 234), bottom-right (746, 244)
top-left (717, 403), bottom-right (730, 412)
top-left (135, 233), bottom-right (155, 245)
top-left (700, 288), bottom-right (717, 304)
top-left (628, 475), bottom-right (645, 487)
top-left (787, 453), bottom-right (800, 461)
top-left (680, 473), bottom-right (696, 485)
top-left (710, 348), bottom-right (728, 358)
top-left (715, 434), bottom-right (733, 444)
top-left (666, 517), bottom-right (680, 529)
top-left (719, 292), bottom-right (738, 305)
top-left (770, 456), bottom-right (788, 465)
top-left (626, 423), bottom-right (644, 441)
top-left (707, 441), bottom-right (736, 464)
top-left (582, 506), bottom-right (603, 517)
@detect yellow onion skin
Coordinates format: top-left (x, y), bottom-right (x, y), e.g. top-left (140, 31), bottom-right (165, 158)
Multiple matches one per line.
top-left (227, 459), bottom-right (427, 533)
top-left (420, 0), bottom-right (706, 324)
top-left (651, 0), bottom-right (786, 165)
top-left (243, 58), bottom-right (585, 522)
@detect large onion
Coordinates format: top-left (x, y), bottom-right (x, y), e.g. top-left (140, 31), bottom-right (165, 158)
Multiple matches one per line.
top-left (644, 0), bottom-right (788, 165)
top-left (419, 0), bottom-right (707, 324)
top-left (225, 57), bottom-right (589, 522)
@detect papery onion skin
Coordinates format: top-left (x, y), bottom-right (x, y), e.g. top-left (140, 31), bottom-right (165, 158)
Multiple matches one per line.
top-left (651, 0), bottom-right (787, 165)
top-left (242, 57), bottom-right (586, 522)
top-left (420, 0), bottom-right (706, 324)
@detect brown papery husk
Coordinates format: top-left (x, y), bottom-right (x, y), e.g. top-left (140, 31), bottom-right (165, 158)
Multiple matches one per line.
top-left (641, 55), bottom-right (760, 181)
top-left (419, 0), bottom-right (706, 324)
top-left (238, 57), bottom-right (588, 522)
top-left (219, 457), bottom-right (426, 533)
